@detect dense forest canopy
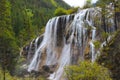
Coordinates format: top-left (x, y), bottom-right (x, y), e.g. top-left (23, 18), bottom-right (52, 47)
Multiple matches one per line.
top-left (9, 0), bottom-right (71, 47)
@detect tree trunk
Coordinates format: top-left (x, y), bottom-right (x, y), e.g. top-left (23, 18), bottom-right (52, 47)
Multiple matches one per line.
top-left (3, 68), bottom-right (5, 80)
top-left (3, 50), bottom-right (6, 80)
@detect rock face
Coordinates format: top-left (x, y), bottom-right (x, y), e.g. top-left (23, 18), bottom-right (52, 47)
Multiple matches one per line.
top-left (21, 7), bottom-right (118, 80)
top-left (20, 35), bottom-right (43, 61)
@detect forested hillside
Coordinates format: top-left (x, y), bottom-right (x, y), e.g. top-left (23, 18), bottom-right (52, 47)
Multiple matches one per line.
top-left (9, 0), bottom-right (70, 47)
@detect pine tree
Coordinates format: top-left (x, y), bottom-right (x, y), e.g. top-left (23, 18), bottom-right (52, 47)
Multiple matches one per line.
top-left (0, 0), bottom-right (18, 79)
top-left (18, 8), bottom-right (36, 47)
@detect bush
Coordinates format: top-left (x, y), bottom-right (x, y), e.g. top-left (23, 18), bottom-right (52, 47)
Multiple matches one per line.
top-left (93, 41), bottom-right (101, 49)
top-left (54, 7), bottom-right (79, 16)
top-left (54, 7), bottom-right (67, 16)
top-left (65, 61), bottom-right (112, 80)
top-left (66, 7), bottom-right (79, 14)
top-left (0, 68), bottom-right (45, 80)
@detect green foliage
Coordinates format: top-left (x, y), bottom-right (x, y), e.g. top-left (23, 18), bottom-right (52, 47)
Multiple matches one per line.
top-left (54, 7), bottom-right (78, 16)
top-left (115, 1), bottom-right (120, 12)
top-left (54, 7), bottom-right (67, 16)
top-left (50, 0), bottom-right (57, 7)
top-left (0, 68), bottom-right (46, 80)
top-left (55, 0), bottom-right (71, 9)
top-left (0, 68), bottom-right (13, 80)
top-left (0, 0), bottom-right (19, 74)
top-left (0, 0), bottom-right (71, 76)
top-left (97, 30), bottom-right (120, 80)
top-left (95, 0), bottom-right (120, 34)
top-left (96, 0), bottom-right (109, 8)
top-left (17, 8), bottom-right (36, 46)
top-left (25, 9), bottom-right (34, 18)
top-left (65, 61), bottom-right (112, 80)
top-left (8, 0), bottom-right (70, 47)
top-left (96, 0), bottom-right (120, 16)
top-left (95, 0), bottom-right (120, 8)
top-left (102, 32), bottom-right (109, 41)
top-left (94, 41), bottom-right (101, 49)
top-left (67, 7), bottom-right (79, 14)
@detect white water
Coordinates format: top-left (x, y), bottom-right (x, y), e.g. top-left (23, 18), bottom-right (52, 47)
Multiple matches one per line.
top-left (49, 8), bottom-right (98, 79)
top-left (28, 19), bottom-right (53, 72)
top-left (27, 7), bottom-right (115, 80)
top-left (35, 37), bottom-right (39, 51)
top-left (28, 15), bottom-right (73, 72)
top-left (49, 44), bottom-right (71, 80)
top-left (45, 17), bottom-right (59, 65)
top-left (49, 30), bottom-right (74, 80)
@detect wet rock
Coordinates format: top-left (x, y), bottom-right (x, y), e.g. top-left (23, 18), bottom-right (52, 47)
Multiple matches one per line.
top-left (20, 34), bottom-right (44, 59)
top-left (42, 65), bottom-right (50, 72)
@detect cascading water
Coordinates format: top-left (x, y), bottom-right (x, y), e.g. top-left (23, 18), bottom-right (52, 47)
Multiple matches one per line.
top-left (28, 15), bottom-right (74, 72)
top-left (35, 37), bottom-right (39, 51)
top-left (27, 40), bottom-right (34, 60)
top-left (26, 7), bottom-right (115, 80)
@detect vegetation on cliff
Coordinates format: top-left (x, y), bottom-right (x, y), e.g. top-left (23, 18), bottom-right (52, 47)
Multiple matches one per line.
top-left (97, 30), bottom-right (120, 80)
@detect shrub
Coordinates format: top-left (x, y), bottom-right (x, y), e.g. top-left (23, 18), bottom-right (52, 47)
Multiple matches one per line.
top-left (54, 7), bottom-right (67, 16)
top-left (66, 7), bottom-right (79, 14)
top-left (65, 61), bottom-right (112, 80)
top-left (93, 41), bottom-right (101, 49)
top-left (0, 68), bottom-right (45, 80)
top-left (54, 7), bottom-right (79, 16)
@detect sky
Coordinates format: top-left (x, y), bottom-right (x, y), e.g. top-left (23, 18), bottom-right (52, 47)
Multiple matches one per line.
top-left (63, 0), bottom-right (98, 7)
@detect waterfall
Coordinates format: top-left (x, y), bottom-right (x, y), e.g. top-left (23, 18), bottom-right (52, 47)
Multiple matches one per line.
top-left (25, 7), bottom-right (115, 80)
top-left (28, 15), bottom-right (74, 72)
top-left (27, 40), bottom-right (34, 60)
top-left (35, 37), bottom-right (39, 51)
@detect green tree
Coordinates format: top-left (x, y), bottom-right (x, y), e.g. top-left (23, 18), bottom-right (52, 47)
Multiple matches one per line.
top-left (18, 8), bottom-right (36, 46)
top-left (65, 61), bottom-right (112, 80)
top-left (0, 0), bottom-right (18, 79)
